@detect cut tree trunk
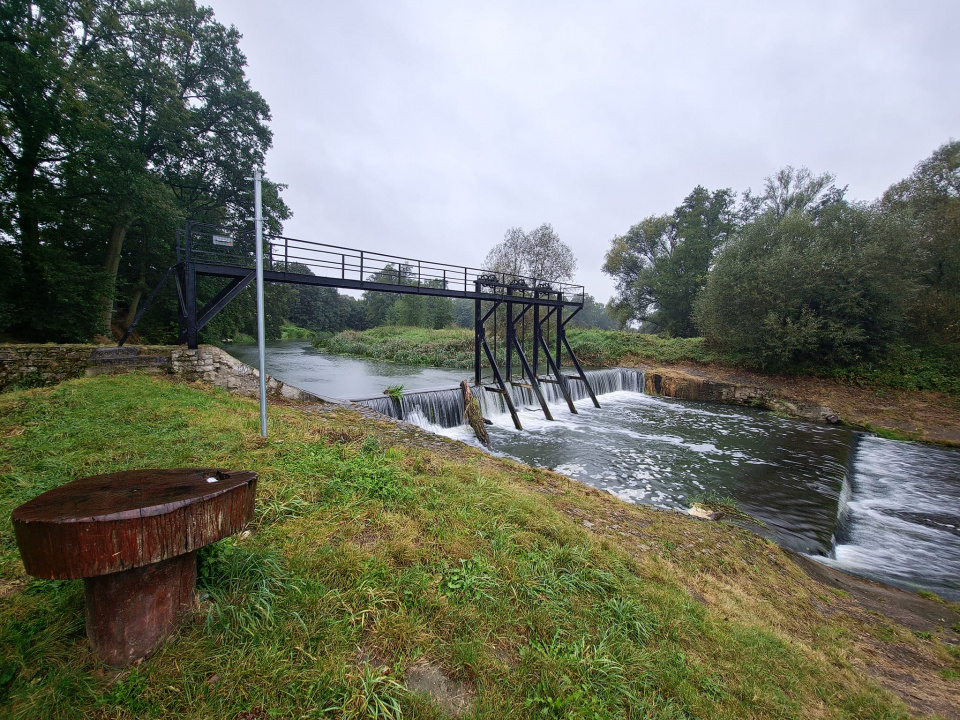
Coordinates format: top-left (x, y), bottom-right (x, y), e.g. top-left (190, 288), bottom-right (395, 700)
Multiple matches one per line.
top-left (461, 380), bottom-right (491, 448)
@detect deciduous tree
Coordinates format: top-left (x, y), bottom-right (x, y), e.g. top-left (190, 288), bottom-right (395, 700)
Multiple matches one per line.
top-left (603, 186), bottom-right (734, 335)
top-left (483, 223), bottom-right (577, 283)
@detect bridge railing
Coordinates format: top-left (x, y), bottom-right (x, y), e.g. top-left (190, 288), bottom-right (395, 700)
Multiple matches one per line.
top-left (179, 222), bottom-right (585, 305)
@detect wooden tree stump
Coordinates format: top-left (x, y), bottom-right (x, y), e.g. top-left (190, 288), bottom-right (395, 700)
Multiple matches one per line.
top-left (461, 380), bottom-right (491, 447)
top-left (11, 468), bottom-right (257, 667)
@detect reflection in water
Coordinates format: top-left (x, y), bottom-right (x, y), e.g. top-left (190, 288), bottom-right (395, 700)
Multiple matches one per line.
top-left (222, 340), bottom-right (470, 398)
top-left (220, 341), bottom-right (960, 600)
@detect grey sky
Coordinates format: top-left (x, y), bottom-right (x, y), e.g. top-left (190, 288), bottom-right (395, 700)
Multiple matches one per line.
top-left (211, 1), bottom-right (959, 302)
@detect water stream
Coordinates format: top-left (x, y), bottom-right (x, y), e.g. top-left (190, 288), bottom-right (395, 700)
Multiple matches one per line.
top-left (224, 340), bottom-right (960, 600)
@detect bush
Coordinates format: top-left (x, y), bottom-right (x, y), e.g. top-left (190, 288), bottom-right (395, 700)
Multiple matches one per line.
top-left (695, 203), bottom-right (915, 370)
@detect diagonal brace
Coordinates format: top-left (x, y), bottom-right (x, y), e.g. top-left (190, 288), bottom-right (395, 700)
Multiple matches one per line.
top-left (196, 272), bottom-right (256, 331)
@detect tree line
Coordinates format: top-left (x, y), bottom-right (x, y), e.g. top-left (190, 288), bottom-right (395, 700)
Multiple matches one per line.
top-left (603, 142), bottom-right (960, 369)
top-left (0, 0), bottom-right (289, 342)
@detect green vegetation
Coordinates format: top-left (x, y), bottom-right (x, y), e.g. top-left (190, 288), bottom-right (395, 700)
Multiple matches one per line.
top-left (823, 343), bottom-right (960, 396)
top-left (605, 147), bottom-right (960, 374)
top-left (313, 327), bottom-right (724, 371)
top-left (695, 192), bottom-right (913, 369)
top-left (565, 330), bottom-right (726, 367)
top-left (1, 373), bottom-right (950, 718)
top-left (604, 186), bottom-right (735, 336)
top-left (383, 385), bottom-right (405, 401)
top-left (313, 326), bottom-right (960, 402)
top-left (316, 326), bottom-right (477, 368)
top-left (281, 323), bottom-right (317, 341)
top-left (0, 0), bottom-right (290, 344)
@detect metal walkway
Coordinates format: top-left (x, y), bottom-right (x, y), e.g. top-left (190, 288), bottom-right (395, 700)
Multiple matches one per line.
top-left (122, 221), bottom-right (599, 427)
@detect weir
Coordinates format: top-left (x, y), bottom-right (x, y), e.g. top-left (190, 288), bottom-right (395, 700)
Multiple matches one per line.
top-left (121, 221), bottom-right (599, 426)
top-left (353, 368), bottom-right (643, 428)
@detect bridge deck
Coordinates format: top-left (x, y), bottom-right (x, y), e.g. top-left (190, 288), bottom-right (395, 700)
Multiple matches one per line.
top-left (183, 222), bottom-right (585, 307)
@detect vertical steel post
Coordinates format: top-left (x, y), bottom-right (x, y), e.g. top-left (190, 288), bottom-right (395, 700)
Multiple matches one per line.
top-left (505, 285), bottom-right (514, 381)
top-left (254, 169), bottom-right (267, 438)
top-left (474, 281), bottom-right (482, 386)
top-left (555, 291), bottom-right (562, 371)
top-left (532, 288), bottom-right (540, 378)
top-left (184, 221), bottom-right (198, 349)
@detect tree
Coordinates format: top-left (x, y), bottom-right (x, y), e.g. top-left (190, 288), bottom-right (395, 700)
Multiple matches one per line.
top-left (603, 186), bottom-right (735, 335)
top-left (0, 0), bottom-right (288, 342)
top-left (566, 294), bottom-right (617, 330)
top-left (881, 140), bottom-right (960, 342)
top-left (0, 0), bottom-right (123, 340)
top-left (483, 223), bottom-right (577, 283)
top-left (741, 166), bottom-right (845, 222)
top-left (694, 193), bottom-right (915, 369)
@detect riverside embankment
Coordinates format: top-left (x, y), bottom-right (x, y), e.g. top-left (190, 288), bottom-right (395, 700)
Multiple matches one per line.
top-left (1, 372), bottom-right (958, 718)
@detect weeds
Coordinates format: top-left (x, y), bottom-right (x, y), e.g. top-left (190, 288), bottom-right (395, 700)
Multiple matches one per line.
top-left (383, 385), bottom-right (405, 400)
top-left (440, 557), bottom-right (496, 603)
top-left (339, 663), bottom-right (406, 720)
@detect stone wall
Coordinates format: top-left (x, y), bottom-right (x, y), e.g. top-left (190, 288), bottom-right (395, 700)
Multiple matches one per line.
top-left (0, 344), bottom-right (331, 404)
top-left (170, 346), bottom-right (329, 403)
top-left (644, 369), bottom-right (839, 424)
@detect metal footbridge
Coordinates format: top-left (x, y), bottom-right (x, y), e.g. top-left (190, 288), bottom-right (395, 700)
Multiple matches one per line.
top-left (122, 221), bottom-right (599, 429)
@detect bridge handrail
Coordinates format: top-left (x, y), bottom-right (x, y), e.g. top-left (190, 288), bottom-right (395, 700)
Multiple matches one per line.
top-left (181, 221), bottom-right (585, 304)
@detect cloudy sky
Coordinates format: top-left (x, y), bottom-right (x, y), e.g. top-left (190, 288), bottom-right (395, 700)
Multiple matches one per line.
top-left (211, 0), bottom-right (959, 302)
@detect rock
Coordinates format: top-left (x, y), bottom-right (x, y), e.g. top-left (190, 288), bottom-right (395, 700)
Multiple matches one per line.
top-left (689, 504), bottom-right (723, 521)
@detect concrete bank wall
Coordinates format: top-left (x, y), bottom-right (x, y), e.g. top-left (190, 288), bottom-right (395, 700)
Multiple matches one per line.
top-left (644, 368), bottom-right (839, 424)
top-left (0, 344), bottom-right (327, 404)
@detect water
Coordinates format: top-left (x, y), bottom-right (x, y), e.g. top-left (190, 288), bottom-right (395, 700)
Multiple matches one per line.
top-left (224, 340), bottom-right (469, 398)
top-left (221, 340), bottom-right (960, 600)
top-left (824, 435), bottom-right (960, 599)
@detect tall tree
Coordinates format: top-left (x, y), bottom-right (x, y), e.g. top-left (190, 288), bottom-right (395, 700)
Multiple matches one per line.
top-left (483, 223), bottom-right (577, 283)
top-left (0, 0), bottom-right (288, 342)
top-left (695, 189), bottom-right (915, 369)
top-left (603, 186), bottom-right (734, 335)
top-left (78, 0), bottom-right (282, 333)
top-left (881, 140), bottom-right (960, 342)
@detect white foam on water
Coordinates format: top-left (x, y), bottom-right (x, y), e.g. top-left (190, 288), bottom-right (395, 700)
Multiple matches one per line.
top-left (823, 435), bottom-right (960, 600)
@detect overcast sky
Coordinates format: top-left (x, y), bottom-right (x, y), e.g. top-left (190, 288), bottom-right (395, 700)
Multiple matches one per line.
top-left (211, 0), bottom-right (959, 302)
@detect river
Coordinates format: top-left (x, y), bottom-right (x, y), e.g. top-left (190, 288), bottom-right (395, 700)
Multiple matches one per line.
top-left (224, 340), bottom-right (960, 600)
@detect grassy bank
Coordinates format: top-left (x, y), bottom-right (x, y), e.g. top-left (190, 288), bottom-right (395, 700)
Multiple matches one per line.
top-left (314, 327), bottom-right (960, 398)
top-left (311, 327), bottom-right (719, 371)
top-left (315, 327), bottom-right (476, 368)
top-left (1, 374), bottom-right (958, 718)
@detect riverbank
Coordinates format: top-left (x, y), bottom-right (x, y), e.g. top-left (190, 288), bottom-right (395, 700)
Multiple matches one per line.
top-left (314, 328), bottom-right (960, 446)
top-left (637, 363), bottom-right (960, 447)
top-left (1, 374), bottom-right (958, 718)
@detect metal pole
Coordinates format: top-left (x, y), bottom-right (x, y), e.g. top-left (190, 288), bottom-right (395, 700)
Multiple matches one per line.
top-left (254, 168), bottom-right (267, 438)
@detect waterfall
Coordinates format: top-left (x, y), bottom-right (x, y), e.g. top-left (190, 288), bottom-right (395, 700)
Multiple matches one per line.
top-left (352, 368), bottom-right (645, 428)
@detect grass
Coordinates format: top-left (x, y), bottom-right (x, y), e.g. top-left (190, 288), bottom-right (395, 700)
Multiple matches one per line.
top-left (315, 327), bottom-right (477, 368)
top-left (281, 324), bottom-right (318, 341)
top-left (0, 373), bottom-right (954, 718)
top-left (822, 342), bottom-right (960, 397)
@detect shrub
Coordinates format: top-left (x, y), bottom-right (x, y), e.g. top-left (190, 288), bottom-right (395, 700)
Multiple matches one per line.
top-left (695, 203), bottom-right (916, 370)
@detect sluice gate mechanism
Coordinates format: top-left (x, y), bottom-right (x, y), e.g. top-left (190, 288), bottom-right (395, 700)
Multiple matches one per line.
top-left (122, 221), bottom-right (598, 424)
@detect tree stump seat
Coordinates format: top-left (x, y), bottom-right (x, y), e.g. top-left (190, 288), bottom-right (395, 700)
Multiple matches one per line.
top-left (11, 468), bottom-right (257, 667)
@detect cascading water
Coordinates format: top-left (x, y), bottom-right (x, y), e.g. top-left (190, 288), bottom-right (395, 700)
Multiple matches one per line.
top-left (824, 434), bottom-right (960, 600)
top-left (352, 368), bottom-right (645, 428)
top-left (222, 340), bottom-right (960, 600)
